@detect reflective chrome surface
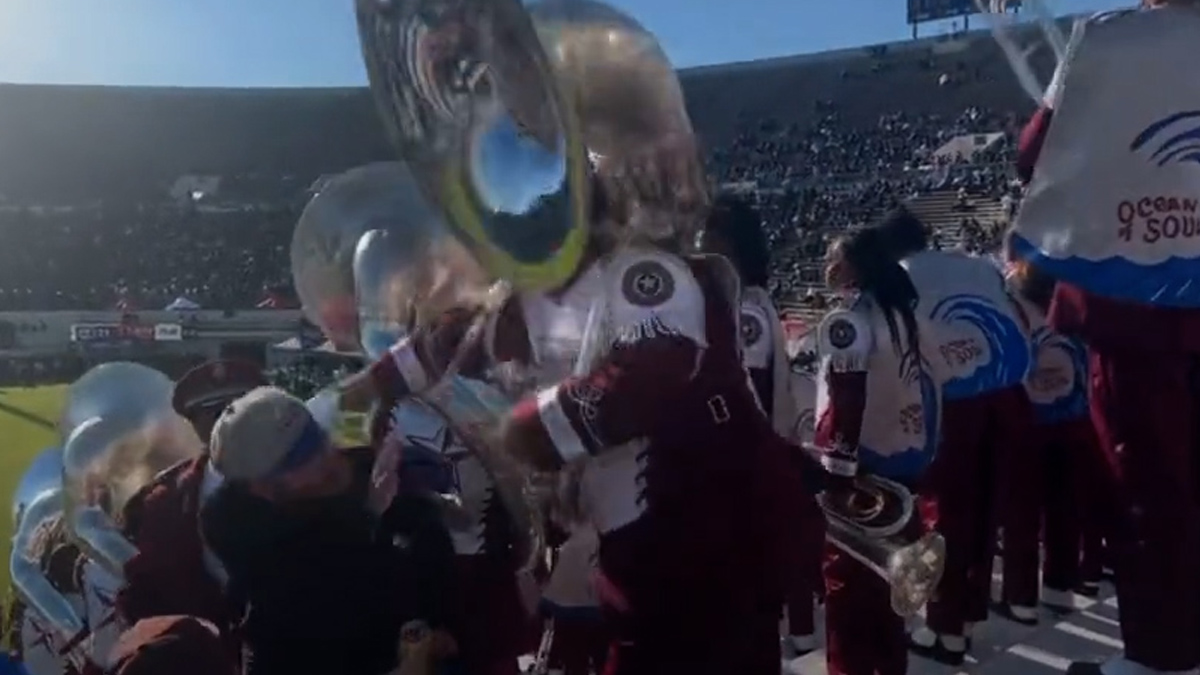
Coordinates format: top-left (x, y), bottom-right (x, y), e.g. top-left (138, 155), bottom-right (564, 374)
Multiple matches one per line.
top-left (356, 0), bottom-right (590, 291)
top-left (62, 413), bottom-right (203, 577)
top-left (12, 446), bottom-right (64, 528)
top-left (816, 474), bottom-right (946, 617)
top-left (10, 488), bottom-right (86, 643)
top-left (529, 0), bottom-right (707, 241)
top-left (355, 228), bottom-right (407, 360)
top-left (60, 362), bottom-right (174, 439)
top-left (293, 162), bottom-right (487, 350)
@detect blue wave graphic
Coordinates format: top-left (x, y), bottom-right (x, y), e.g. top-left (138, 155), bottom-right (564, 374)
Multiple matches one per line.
top-left (860, 350), bottom-right (941, 482)
top-left (1010, 234), bottom-right (1200, 308)
top-left (1130, 110), bottom-right (1200, 167)
top-left (931, 294), bottom-right (1031, 400)
top-left (1029, 326), bottom-right (1089, 424)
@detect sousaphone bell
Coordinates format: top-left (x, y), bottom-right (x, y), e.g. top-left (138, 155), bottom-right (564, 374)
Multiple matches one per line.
top-left (804, 448), bottom-right (945, 617)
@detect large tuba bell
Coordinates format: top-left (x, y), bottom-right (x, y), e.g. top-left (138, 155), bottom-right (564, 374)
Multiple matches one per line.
top-left (59, 362), bottom-right (205, 580)
top-left (809, 457), bottom-right (945, 617)
top-left (59, 362), bottom-right (174, 438)
top-left (528, 0), bottom-right (709, 242)
top-left (292, 162), bottom-right (487, 351)
top-left (355, 0), bottom-right (591, 293)
top-left (62, 413), bottom-right (203, 578)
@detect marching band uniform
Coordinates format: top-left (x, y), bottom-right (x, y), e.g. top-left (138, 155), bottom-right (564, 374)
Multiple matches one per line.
top-left (372, 246), bottom-right (796, 675)
top-left (741, 286), bottom-right (822, 656)
top-left (812, 296), bottom-right (943, 675)
top-left (783, 365), bottom-right (824, 655)
top-left (901, 248), bottom-right (1034, 658)
top-left (117, 360), bottom-right (266, 650)
top-left (1014, 5), bottom-right (1200, 673)
top-left (1008, 273), bottom-right (1098, 606)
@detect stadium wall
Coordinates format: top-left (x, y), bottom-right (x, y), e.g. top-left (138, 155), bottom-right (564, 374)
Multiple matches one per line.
top-left (0, 310), bottom-right (303, 353)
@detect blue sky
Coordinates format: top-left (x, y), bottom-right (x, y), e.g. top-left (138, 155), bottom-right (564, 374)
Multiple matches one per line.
top-left (0, 0), bottom-right (1128, 88)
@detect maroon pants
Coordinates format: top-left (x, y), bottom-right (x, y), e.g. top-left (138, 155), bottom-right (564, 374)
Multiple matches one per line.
top-left (548, 617), bottom-right (609, 675)
top-left (453, 556), bottom-right (525, 675)
top-left (923, 385), bottom-right (1033, 635)
top-left (1034, 416), bottom-right (1101, 593)
top-left (600, 594), bottom-right (778, 675)
top-left (823, 542), bottom-right (907, 675)
top-left (786, 496), bottom-right (826, 638)
top-left (1087, 347), bottom-right (1200, 672)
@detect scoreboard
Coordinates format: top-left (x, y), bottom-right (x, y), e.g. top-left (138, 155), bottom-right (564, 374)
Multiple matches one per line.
top-left (907, 0), bottom-right (1022, 24)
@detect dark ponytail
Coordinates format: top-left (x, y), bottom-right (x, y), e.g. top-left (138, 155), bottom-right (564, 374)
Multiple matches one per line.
top-left (840, 228), bottom-right (922, 357)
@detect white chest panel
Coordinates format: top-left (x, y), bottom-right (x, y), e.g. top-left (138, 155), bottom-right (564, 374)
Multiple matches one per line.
top-left (390, 399), bottom-right (493, 555)
top-left (584, 249), bottom-right (708, 355)
top-left (520, 264), bottom-right (605, 383)
top-left (815, 301), bottom-right (943, 466)
top-left (579, 442), bottom-right (647, 534)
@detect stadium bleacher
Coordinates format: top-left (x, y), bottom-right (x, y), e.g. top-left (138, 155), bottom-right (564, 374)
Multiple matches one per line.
top-left (0, 21), bottom-right (1060, 316)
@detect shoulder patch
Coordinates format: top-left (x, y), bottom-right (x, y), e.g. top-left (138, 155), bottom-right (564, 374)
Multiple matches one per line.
top-left (620, 260), bottom-right (675, 308)
top-left (606, 250), bottom-right (708, 348)
top-left (817, 310), bottom-right (873, 372)
top-left (741, 310), bottom-right (764, 348)
top-left (827, 318), bottom-right (857, 349)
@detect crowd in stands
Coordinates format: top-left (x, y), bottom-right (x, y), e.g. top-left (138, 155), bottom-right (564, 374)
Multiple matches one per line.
top-left (0, 23), bottom-right (1057, 314)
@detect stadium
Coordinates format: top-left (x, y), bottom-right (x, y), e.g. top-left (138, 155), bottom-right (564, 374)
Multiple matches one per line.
top-left (0, 0), bottom-right (1139, 673)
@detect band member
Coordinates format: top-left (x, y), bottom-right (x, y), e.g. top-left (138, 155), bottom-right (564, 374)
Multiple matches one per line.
top-left (699, 193), bottom-right (822, 656)
top-left (1013, 3), bottom-right (1200, 672)
top-left (7, 514), bottom-right (86, 675)
top-left (815, 229), bottom-right (942, 675)
top-left (117, 360), bottom-right (266, 636)
top-left (1004, 239), bottom-right (1098, 609)
top-left (880, 208), bottom-right (1034, 662)
top-left (199, 386), bottom-right (442, 675)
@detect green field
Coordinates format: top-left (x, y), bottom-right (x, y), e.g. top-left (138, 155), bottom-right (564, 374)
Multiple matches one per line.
top-left (0, 385), bottom-right (68, 596)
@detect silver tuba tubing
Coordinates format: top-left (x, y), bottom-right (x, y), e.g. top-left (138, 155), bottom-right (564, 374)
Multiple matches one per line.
top-left (973, 0), bottom-right (1070, 105)
top-left (812, 468), bottom-right (946, 618)
top-left (10, 488), bottom-right (89, 670)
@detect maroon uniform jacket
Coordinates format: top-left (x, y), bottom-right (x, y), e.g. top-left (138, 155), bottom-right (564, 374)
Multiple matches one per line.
top-left (370, 249), bottom-right (800, 662)
top-left (118, 456), bottom-right (237, 646)
top-left (1018, 107), bottom-right (1200, 353)
top-left (500, 251), bottom-right (797, 655)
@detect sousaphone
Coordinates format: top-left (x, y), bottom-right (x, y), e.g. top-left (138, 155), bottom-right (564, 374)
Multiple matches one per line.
top-left (9, 449), bottom-right (90, 673)
top-left (354, 0), bottom-right (597, 589)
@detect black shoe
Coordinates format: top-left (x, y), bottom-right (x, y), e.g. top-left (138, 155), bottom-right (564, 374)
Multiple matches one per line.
top-left (1065, 661), bottom-right (1104, 675)
top-left (1075, 581), bottom-right (1101, 598)
top-left (908, 634), bottom-right (966, 666)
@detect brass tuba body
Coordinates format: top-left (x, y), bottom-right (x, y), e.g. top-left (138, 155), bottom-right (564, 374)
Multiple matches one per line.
top-left (816, 470), bottom-right (945, 617)
top-left (59, 363), bottom-right (204, 579)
